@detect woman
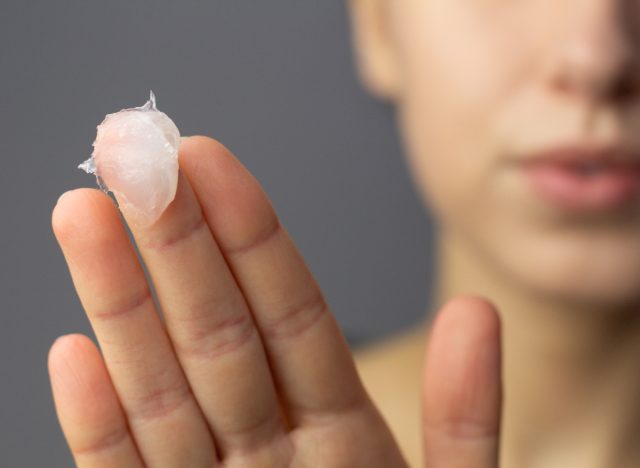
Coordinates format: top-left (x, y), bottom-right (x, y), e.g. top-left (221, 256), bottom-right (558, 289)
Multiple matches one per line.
top-left (47, 0), bottom-right (640, 466)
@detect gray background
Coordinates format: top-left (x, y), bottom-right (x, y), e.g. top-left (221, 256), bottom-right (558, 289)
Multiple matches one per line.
top-left (1, 1), bottom-right (434, 466)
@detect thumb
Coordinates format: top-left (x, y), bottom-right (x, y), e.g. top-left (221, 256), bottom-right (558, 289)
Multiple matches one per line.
top-left (421, 295), bottom-right (503, 467)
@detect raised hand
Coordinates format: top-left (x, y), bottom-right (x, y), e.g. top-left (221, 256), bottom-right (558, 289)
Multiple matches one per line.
top-left (48, 136), bottom-right (502, 467)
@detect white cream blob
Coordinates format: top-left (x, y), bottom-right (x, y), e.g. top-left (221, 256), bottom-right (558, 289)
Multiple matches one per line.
top-left (78, 91), bottom-right (180, 226)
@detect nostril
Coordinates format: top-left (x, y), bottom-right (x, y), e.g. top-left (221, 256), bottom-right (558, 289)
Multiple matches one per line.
top-left (552, 64), bottom-right (639, 104)
top-left (610, 70), bottom-right (639, 101)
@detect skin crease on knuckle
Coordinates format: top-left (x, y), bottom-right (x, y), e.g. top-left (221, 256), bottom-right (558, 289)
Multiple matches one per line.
top-left (48, 0), bottom-right (640, 467)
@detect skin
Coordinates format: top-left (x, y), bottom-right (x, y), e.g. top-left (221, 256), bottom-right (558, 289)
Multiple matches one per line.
top-left (349, 0), bottom-right (640, 466)
top-left (47, 0), bottom-right (640, 467)
top-left (48, 137), bottom-right (501, 467)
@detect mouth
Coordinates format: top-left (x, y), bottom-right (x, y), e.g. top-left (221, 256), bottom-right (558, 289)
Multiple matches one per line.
top-left (519, 144), bottom-right (640, 212)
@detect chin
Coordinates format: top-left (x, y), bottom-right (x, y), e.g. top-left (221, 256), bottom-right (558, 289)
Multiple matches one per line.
top-left (492, 230), bottom-right (640, 310)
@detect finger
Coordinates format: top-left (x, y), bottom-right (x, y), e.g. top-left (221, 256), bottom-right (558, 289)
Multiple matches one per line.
top-left (123, 168), bottom-right (288, 460)
top-left (48, 334), bottom-right (144, 468)
top-left (179, 136), bottom-right (369, 425)
top-left (52, 190), bottom-right (218, 468)
top-left (422, 296), bottom-right (502, 468)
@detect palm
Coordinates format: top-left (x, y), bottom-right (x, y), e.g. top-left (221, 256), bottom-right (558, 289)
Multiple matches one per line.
top-left (48, 136), bottom-right (501, 467)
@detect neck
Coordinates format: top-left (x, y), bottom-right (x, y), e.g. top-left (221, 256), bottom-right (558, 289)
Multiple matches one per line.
top-left (433, 229), bottom-right (640, 468)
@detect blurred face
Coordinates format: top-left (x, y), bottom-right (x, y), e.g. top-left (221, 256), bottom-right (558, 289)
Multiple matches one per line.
top-left (384, 0), bottom-right (640, 305)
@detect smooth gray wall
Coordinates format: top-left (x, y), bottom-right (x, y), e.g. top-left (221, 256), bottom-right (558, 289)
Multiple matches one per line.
top-left (1, 1), bottom-right (435, 465)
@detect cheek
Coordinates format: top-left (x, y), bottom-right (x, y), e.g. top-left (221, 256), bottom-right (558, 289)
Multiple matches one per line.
top-left (395, 37), bottom-right (506, 223)
top-left (392, 0), bottom-right (540, 223)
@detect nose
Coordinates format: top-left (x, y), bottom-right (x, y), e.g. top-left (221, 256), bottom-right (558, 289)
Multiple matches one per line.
top-left (547, 1), bottom-right (639, 103)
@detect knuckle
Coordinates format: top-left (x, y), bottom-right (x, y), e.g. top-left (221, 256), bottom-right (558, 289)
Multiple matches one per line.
top-left (223, 434), bottom-right (295, 467)
top-left (225, 212), bottom-right (281, 257)
top-left (73, 425), bottom-right (130, 457)
top-left (173, 309), bottom-right (257, 360)
top-left (91, 288), bottom-right (152, 322)
top-left (261, 294), bottom-right (329, 341)
top-left (222, 411), bottom-right (282, 450)
top-left (424, 416), bottom-right (498, 440)
top-left (142, 214), bottom-right (208, 252)
top-left (127, 377), bottom-right (193, 423)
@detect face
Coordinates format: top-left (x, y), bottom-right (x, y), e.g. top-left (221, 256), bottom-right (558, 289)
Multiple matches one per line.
top-left (368, 0), bottom-right (640, 306)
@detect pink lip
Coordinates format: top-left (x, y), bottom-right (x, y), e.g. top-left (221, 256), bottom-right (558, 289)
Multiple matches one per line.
top-left (519, 144), bottom-right (640, 211)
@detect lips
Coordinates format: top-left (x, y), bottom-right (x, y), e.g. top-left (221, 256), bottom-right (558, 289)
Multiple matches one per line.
top-left (519, 144), bottom-right (640, 211)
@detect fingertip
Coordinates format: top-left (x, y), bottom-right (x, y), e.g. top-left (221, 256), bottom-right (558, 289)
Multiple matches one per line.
top-left (51, 188), bottom-right (121, 245)
top-left (47, 332), bottom-right (120, 417)
top-left (56, 190), bottom-right (72, 205)
top-left (430, 295), bottom-right (501, 345)
top-left (423, 294), bottom-right (503, 438)
top-left (49, 332), bottom-right (95, 355)
top-left (179, 134), bottom-right (232, 159)
top-left (48, 333), bottom-right (96, 381)
top-left (177, 134), bottom-right (252, 187)
top-left (48, 333), bottom-right (100, 410)
top-left (47, 333), bottom-right (138, 464)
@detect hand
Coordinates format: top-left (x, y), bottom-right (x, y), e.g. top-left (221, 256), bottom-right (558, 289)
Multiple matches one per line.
top-left (48, 136), bottom-right (502, 467)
